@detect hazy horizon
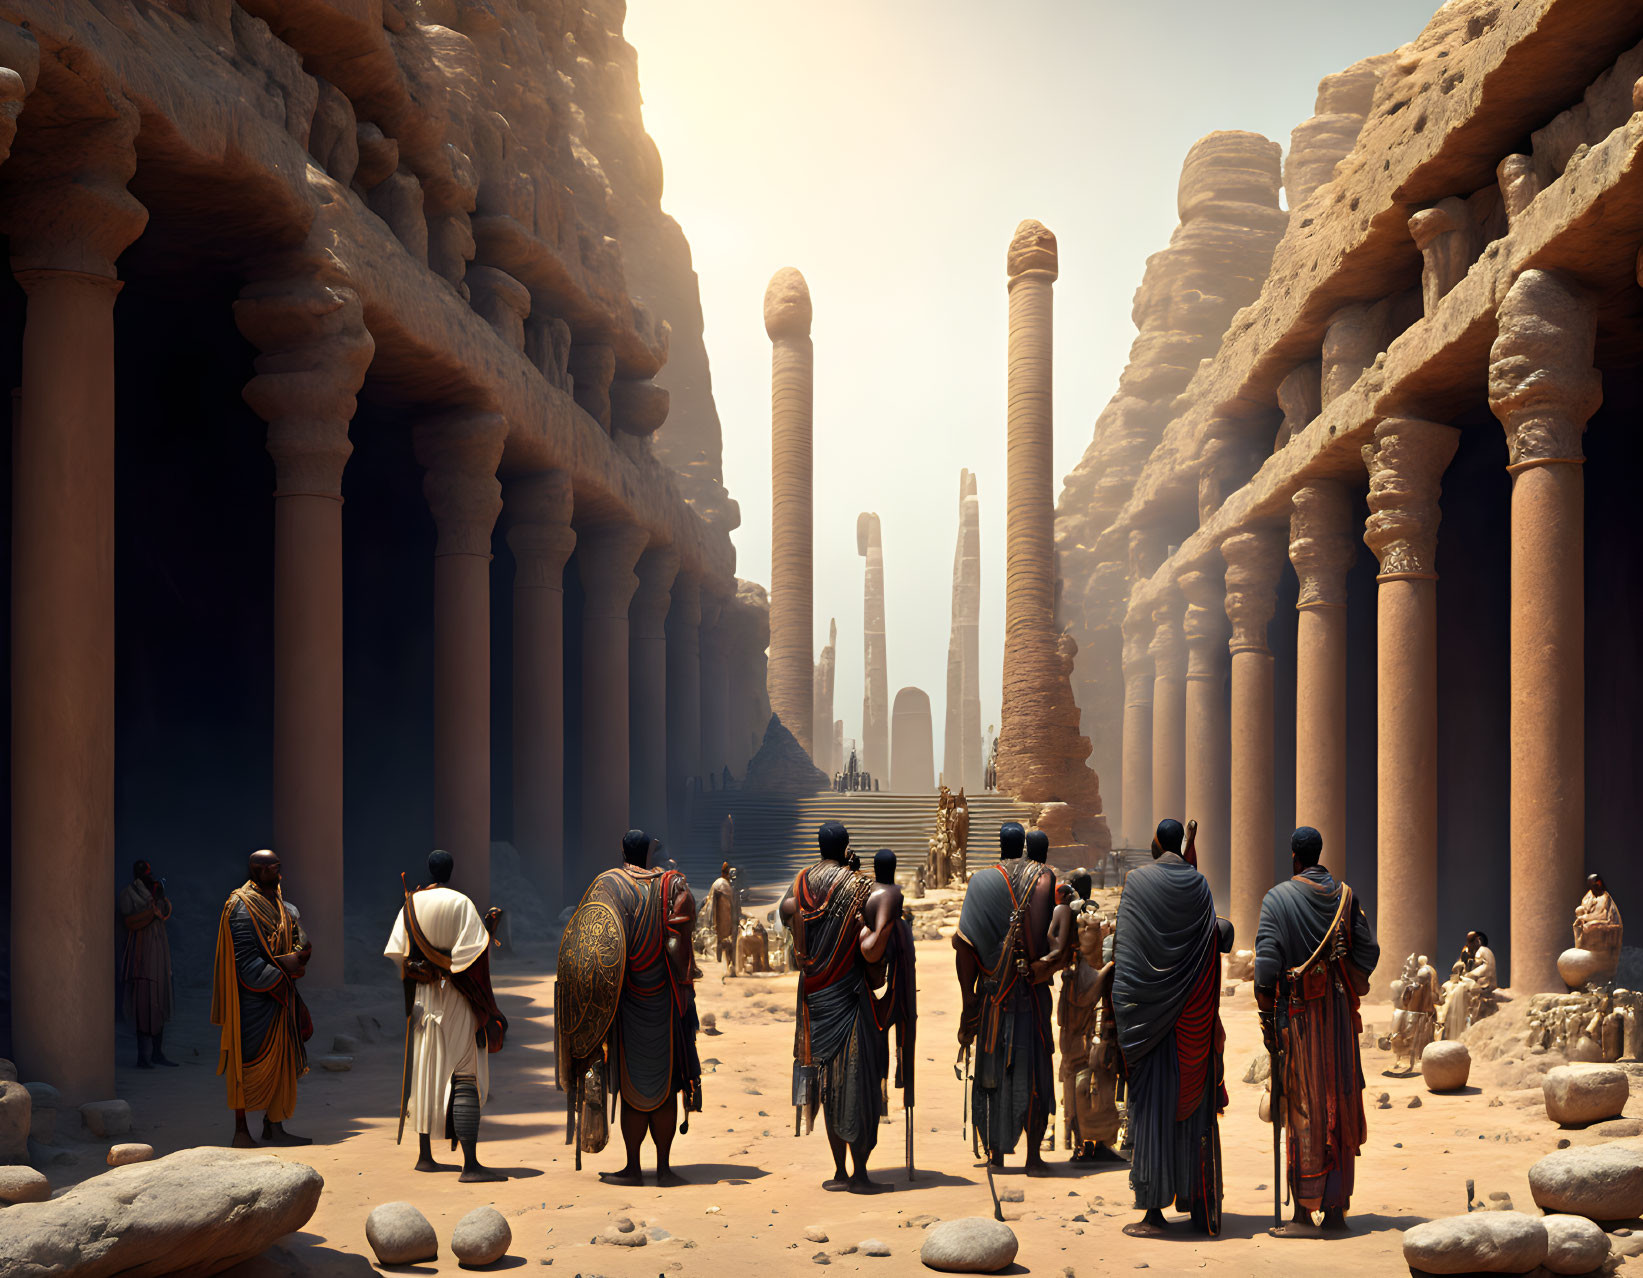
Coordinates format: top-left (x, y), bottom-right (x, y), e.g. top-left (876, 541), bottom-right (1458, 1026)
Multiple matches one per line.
top-left (626, 0), bottom-right (1443, 781)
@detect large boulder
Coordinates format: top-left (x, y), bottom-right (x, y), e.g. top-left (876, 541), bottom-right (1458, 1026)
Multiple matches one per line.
top-left (1401, 1212), bottom-right (1548, 1273)
top-left (1541, 1213), bottom-right (1610, 1274)
top-left (450, 1205), bottom-right (511, 1267)
top-left (0, 1147), bottom-right (320, 1275)
top-left (1543, 1064), bottom-right (1629, 1128)
top-left (1421, 1041), bottom-right (1471, 1092)
top-left (1529, 1145), bottom-right (1643, 1221)
top-left (919, 1218), bottom-right (1019, 1273)
top-left (366, 1201), bottom-right (438, 1266)
top-left (0, 1080), bottom-right (30, 1164)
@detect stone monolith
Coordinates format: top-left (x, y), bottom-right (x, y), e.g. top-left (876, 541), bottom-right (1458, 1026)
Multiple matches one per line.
top-left (891, 687), bottom-right (934, 794)
top-left (857, 512), bottom-right (890, 782)
top-left (764, 267), bottom-right (814, 758)
top-left (944, 469), bottom-right (983, 790)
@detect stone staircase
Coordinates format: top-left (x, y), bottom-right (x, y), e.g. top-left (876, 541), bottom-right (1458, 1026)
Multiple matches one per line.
top-left (674, 789), bottom-right (1040, 902)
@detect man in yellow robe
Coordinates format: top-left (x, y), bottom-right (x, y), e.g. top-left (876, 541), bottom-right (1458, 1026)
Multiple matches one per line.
top-left (211, 849), bottom-right (312, 1147)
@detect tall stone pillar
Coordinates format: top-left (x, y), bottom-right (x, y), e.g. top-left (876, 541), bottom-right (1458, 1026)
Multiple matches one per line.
top-left (996, 221), bottom-right (1107, 848)
top-left (505, 471), bottom-right (575, 910)
top-left (699, 593), bottom-right (730, 783)
top-left (235, 251), bottom-right (374, 987)
top-left (415, 412), bottom-right (507, 906)
top-left (629, 546), bottom-right (680, 842)
top-left (813, 618), bottom-right (837, 777)
top-left (667, 573), bottom-right (704, 837)
top-left (1119, 611), bottom-right (1155, 848)
top-left (764, 268), bottom-right (814, 757)
top-left (1288, 482), bottom-right (1356, 879)
top-left (857, 512), bottom-right (889, 782)
top-left (578, 523), bottom-right (649, 879)
top-left (6, 113), bottom-right (145, 1101)
top-left (1180, 566), bottom-right (1230, 907)
top-left (1362, 416), bottom-right (1460, 994)
top-left (1149, 593), bottom-right (1187, 826)
top-left (1489, 269), bottom-right (1601, 993)
top-left (943, 469), bottom-right (983, 791)
top-left (1223, 529), bottom-right (1286, 947)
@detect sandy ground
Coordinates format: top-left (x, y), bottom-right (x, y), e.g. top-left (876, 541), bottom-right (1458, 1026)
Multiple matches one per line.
top-left (47, 890), bottom-right (1643, 1278)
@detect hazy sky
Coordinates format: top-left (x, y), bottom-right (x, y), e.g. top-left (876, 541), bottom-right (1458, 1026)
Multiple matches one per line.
top-left (626, 0), bottom-right (1441, 775)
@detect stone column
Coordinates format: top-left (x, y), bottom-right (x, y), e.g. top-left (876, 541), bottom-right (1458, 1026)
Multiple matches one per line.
top-left (578, 523), bottom-right (649, 880)
top-left (667, 573), bottom-right (704, 836)
top-left (505, 471), bottom-right (575, 910)
top-left (235, 252), bottom-right (374, 988)
top-left (764, 268), bottom-right (814, 757)
top-left (997, 221), bottom-right (1106, 846)
top-left (1489, 269), bottom-right (1601, 994)
top-left (1288, 482), bottom-right (1356, 879)
top-left (414, 412), bottom-right (506, 905)
top-left (1362, 416), bottom-right (1460, 994)
top-left (6, 113), bottom-right (145, 1101)
top-left (1149, 593), bottom-right (1187, 826)
top-left (629, 546), bottom-right (680, 842)
top-left (857, 512), bottom-right (889, 781)
top-left (813, 618), bottom-right (837, 777)
top-left (1119, 612), bottom-right (1154, 848)
top-left (1223, 528), bottom-right (1286, 947)
top-left (699, 592), bottom-right (729, 782)
top-left (1180, 565), bottom-right (1230, 907)
top-left (957, 470), bottom-right (983, 790)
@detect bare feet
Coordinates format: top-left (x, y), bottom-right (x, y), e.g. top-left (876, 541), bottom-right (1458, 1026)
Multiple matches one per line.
top-left (414, 1156), bottom-right (458, 1173)
top-left (822, 1178), bottom-right (849, 1192)
top-left (231, 1130), bottom-right (258, 1149)
top-left (847, 1173), bottom-right (892, 1194)
top-left (1024, 1156), bottom-right (1054, 1178)
top-left (655, 1169), bottom-right (687, 1188)
top-left (1268, 1221), bottom-right (1324, 1238)
top-left (599, 1168), bottom-right (645, 1187)
top-left (261, 1123), bottom-right (312, 1147)
top-left (459, 1164), bottom-right (508, 1183)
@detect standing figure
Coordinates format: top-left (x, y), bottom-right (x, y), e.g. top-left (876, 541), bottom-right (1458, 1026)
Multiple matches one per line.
top-left (1437, 961), bottom-right (1475, 1041)
top-left (707, 863), bottom-right (742, 973)
top-left (1112, 819), bottom-right (1232, 1236)
top-left (1255, 826), bottom-right (1379, 1237)
top-left (862, 848), bottom-right (917, 1174)
top-left (783, 821), bottom-right (888, 1192)
top-left (119, 859), bottom-right (176, 1069)
top-left (1057, 872), bottom-right (1122, 1161)
top-left (211, 849), bottom-right (312, 1148)
top-left (954, 821), bottom-right (1056, 1175)
top-left (385, 850), bottom-right (509, 1182)
top-left (1395, 957), bottom-right (1438, 1073)
top-left (561, 829), bottom-right (701, 1187)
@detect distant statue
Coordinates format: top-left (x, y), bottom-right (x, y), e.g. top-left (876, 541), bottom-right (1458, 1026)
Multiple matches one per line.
top-left (1575, 873), bottom-right (1623, 957)
top-left (1456, 929), bottom-right (1497, 1023)
top-left (707, 863), bottom-right (742, 975)
top-left (1436, 960), bottom-right (1475, 1041)
top-left (952, 790), bottom-right (970, 876)
top-left (736, 917), bottom-right (771, 974)
top-left (1390, 954), bottom-right (1436, 1074)
top-left (984, 732), bottom-right (999, 792)
top-left (720, 813), bottom-right (735, 859)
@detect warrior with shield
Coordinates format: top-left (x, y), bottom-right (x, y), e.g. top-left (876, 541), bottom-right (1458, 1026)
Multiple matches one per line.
top-left (384, 850), bottom-right (508, 1181)
top-left (557, 829), bottom-right (701, 1186)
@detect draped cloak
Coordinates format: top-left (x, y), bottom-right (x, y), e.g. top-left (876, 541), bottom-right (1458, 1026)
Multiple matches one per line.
top-left (582, 865), bottom-right (701, 1113)
top-left (792, 860), bottom-right (883, 1148)
top-left (868, 898), bottom-right (917, 1109)
top-left (1254, 866), bottom-right (1379, 1211)
top-left (118, 879), bottom-right (173, 1034)
top-left (956, 857), bottom-right (1054, 1158)
top-left (211, 882), bottom-right (309, 1121)
top-left (1113, 852), bottom-right (1230, 1224)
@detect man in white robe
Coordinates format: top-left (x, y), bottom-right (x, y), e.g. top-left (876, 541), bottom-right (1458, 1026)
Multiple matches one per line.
top-left (385, 850), bottom-right (508, 1182)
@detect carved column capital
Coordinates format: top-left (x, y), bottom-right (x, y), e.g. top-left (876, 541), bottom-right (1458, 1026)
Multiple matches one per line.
top-left (1361, 417), bottom-right (1460, 579)
top-left (1289, 482), bottom-right (1357, 610)
top-left (1148, 593), bottom-right (1186, 683)
top-left (631, 546), bottom-right (681, 640)
top-left (235, 249), bottom-right (375, 499)
top-left (1178, 565), bottom-right (1229, 679)
top-left (1488, 269), bottom-right (1601, 472)
top-left (504, 470), bottom-right (576, 589)
top-left (1222, 527), bottom-right (1286, 654)
top-left (1197, 431), bottom-right (1263, 525)
top-left (2, 104), bottom-right (146, 278)
top-left (576, 522), bottom-right (650, 620)
top-left (413, 411), bottom-right (507, 558)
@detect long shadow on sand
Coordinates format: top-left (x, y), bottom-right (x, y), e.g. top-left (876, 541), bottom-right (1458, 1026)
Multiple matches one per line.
top-left (666, 1162), bottom-right (772, 1184)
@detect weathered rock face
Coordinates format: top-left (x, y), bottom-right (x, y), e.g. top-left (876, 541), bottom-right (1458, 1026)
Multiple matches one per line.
top-left (1401, 1212), bottom-right (1548, 1274)
top-left (943, 469), bottom-right (983, 791)
top-left (1283, 55), bottom-right (1395, 209)
top-left (1543, 1063), bottom-right (1629, 1127)
top-left (744, 715), bottom-right (828, 795)
top-left (0, 1165), bottom-right (49, 1204)
top-left (0, 1147), bottom-right (322, 1276)
top-left (726, 579), bottom-right (774, 777)
top-left (1529, 1146), bottom-right (1643, 1221)
top-left (1541, 1213), bottom-right (1610, 1275)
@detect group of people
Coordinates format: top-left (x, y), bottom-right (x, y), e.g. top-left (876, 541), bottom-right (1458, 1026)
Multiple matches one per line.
top-left (182, 807), bottom-right (1382, 1243)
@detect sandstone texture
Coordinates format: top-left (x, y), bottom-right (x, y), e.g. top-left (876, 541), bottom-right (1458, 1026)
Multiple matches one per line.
top-left (23, 1082), bottom-right (56, 1145)
top-left (1529, 1146), bottom-right (1643, 1221)
top-left (79, 1099), bottom-right (131, 1139)
top-left (0, 1165), bottom-right (49, 1204)
top-left (919, 1217), bottom-right (1019, 1272)
top-left (1421, 1041), bottom-right (1471, 1092)
top-left (857, 512), bottom-right (890, 781)
top-left (450, 1204), bottom-right (512, 1267)
top-left (1544, 1064), bottom-right (1629, 1127)
top-left (366, 1200), bottom-right (439, 1266)
top-left (0, 1079), bottom-right (29, 1164)
top-left (944, 469), bottom-right (983, 791)
top-left (0, 1147), bottom-right (321, 1275)
top-left (106, 1143), bottom-right (154, 1167)
top-left (1541, 1213), bottom-right (1610, 1274)
top-left (1402, 1212), bottom-right (1548, 1273)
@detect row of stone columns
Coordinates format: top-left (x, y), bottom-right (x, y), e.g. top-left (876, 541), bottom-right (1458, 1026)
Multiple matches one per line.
top-left (1117, 265), bottom-right (1601, 994)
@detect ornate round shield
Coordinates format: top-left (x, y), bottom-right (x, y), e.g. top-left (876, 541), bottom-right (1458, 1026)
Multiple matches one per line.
top-left (556, 898), bottom-right (626, 1065)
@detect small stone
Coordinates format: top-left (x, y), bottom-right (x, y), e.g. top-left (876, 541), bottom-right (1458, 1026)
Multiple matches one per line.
top-left (804, 1226), bottom-right (829, 1242)
top-left (79, 1100), bottom-right (132, 1139)
top-left (999, 1187), bottom-right (1024, 1203)
top-left (366, 1202), bottom-right (439, 1266)
top-left (1242, 1051), bottom-right (1271, 1085)
top-left (615, 1216), bottom-right (636, 1232)
top-left (1420, 1041), bottom-right (1471, 1092)
top-left (920, 1217), bottom-right (1019, 1272)
top-left (812, 1253), bottom-right (831, 1265)
top-left (0, 1166), bottom-right (50, 1204)
top-left (1542, 1213), bottom-right (1609, 1274)
top-left (836, 1244), bottom-right (857, 1255)
top-left (860, 1238), bottom-right (890, 1256)
top-left (1401, 1212), bottom-right (1548, 1273)
top-left (106, 1143), bottom-right (154, 1167)
top-left (1408, 1096), bottom-right (1422, 1108)
top-left (331, 1034), bottom-right (362, 1053)
top-left (702, 1013), bottom-right (719, 1034)
top-left (314, 1055), bottom-right (353, 1072)
top-left (599, 1226), bottom-right (647, 1247)
top-left (1488, 1097), bottom-right (1503, 1108)
top-left (451, 1205), bottom-right (512, 1267)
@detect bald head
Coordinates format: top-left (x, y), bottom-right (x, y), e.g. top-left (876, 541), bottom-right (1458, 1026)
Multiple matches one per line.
top-left (248, 848), bottom-right (281, 891)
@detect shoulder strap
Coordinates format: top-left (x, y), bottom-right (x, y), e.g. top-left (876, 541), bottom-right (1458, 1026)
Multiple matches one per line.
top-left (402, 879), bottom-right (453, 971)
top-left (1290, 880), bottom-right (1352, 975)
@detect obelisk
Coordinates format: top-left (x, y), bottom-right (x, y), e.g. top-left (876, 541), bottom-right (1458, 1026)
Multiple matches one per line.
top-left (813, 618), bottom-right (837, 777)
top-left (995, 220), bottom-right (1109, 852)
top-left (764, 267), bottom-right (814, 758)
top-left (857, 511), bottom-right (890, 783)
top-left (944, 469), bottom-right (983, 791)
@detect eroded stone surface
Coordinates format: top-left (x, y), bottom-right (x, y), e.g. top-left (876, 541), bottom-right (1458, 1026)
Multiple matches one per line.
top-left (451, 1204), bottom-right (512, 1267)
top-left (1421, 1041), bottom-right (1471, 1092)
top-left (366, 1201), bottom-right (439, 1266)
top-left (1401, 1212), bottom-right (1548, 1274)
top-left (1544, 1064), bottom-right (1629, 1127)
top-left (920, 1217), bottom-right (1019, 1273)
top-left (1529, 1146), bottom-right (1643, 1221)
top-left (1541, 1213), bottom-right (1610, 1274)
